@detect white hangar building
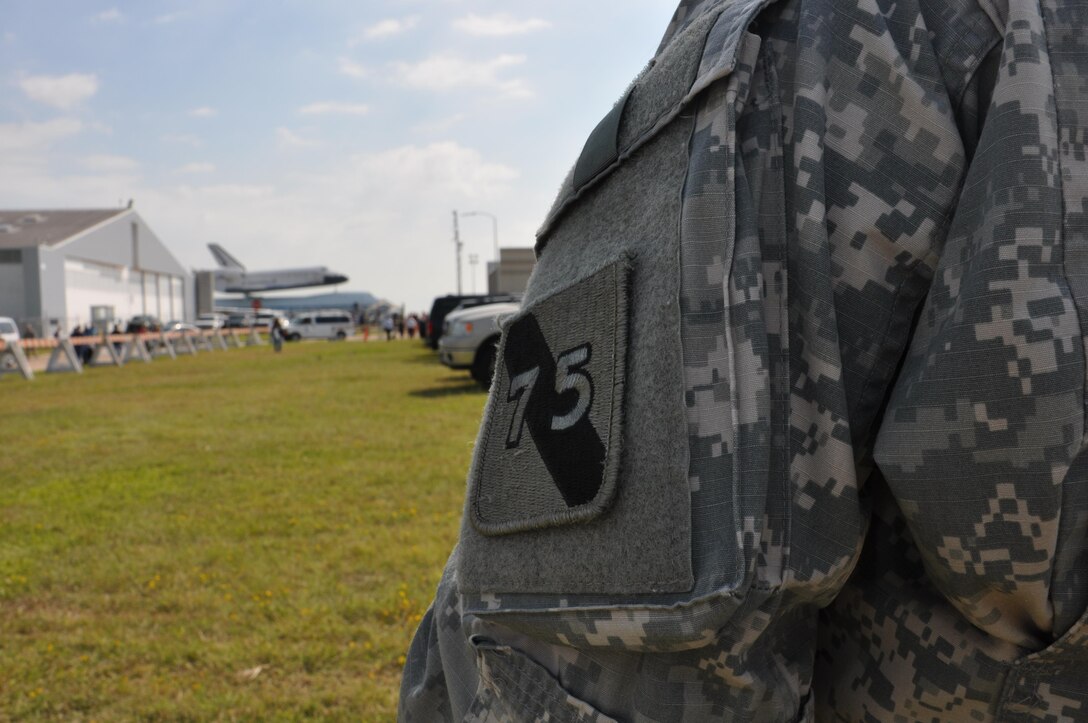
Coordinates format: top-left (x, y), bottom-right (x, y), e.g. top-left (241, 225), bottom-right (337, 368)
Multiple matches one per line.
top-left (0, 207), bottom-right (191, 336)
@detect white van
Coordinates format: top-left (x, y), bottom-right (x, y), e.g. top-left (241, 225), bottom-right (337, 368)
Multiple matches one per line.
top-left (0, 317), bottom-right (20, 345)
top-left (284, 310), bottom-right (354, 341)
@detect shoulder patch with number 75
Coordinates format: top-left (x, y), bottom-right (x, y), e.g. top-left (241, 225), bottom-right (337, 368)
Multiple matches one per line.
top-left (468, 256), bottom-right (631, 536)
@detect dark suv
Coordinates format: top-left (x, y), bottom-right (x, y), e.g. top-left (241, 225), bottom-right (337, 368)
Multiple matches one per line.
top-left (125, 315), bottom-right (162, 334)
top-left (425, 294), bottom-right (520, 349)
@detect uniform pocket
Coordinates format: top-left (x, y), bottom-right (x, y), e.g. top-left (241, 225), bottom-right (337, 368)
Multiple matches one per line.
top-left (465, 637), bottom-right (618, 723)
top-left (469, 256), bottom-right (632, 536)
top-left (456, 2), bottom-right (773, 653)
top-left (457, 222), bottom-right (692, 598)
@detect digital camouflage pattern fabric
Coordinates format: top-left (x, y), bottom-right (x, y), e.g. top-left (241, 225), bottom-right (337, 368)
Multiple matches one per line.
top-left (400, 0), bottom-right (1088, 719)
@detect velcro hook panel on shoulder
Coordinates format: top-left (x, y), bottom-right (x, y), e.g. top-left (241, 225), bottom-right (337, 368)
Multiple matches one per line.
top-left (535, 0), bottom-right (774, 251)
top-left (573, 87), bottom-right (633, 192)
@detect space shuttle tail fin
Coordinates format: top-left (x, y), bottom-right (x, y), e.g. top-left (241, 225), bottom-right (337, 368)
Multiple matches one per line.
top-left (208, 244), bottom-right (246, 270)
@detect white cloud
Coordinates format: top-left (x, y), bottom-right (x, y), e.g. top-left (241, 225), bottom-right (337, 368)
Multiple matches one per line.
top-left (413, 113), bottom-right (468, 134)
top-left (161, 133), bottom-right (202, 147)
top-left (0, 124), bottom-right (138, 217)
top-left (299, 102), bottom-right (370, 117)
top-left (170, 183), bottom-right (276, 201)
top-left (153, 12), bottom-right (185, 25)
top-left (392, 54), bottom-right (532, 98)
top-left (453, 14), bottom-right (551, 36)
top-left (93, 8), bottom-right (124, 23)
top-left (188, 106), bottom-right (217, 118)
top-left (19, 73), bottom-right (99, 110)
top-left (276, 127), bottom-right (320, 148)
top-left (354, 16), bottom-right (419, 42)
top-left (338, 57), bottom-right (368, 79)
top-left (177, 162), bottom-right (215, 174)
top-left (356, 142), bottom-right (518, 197)
top-left (0, 118), bottom-right (83, 152)
top-left (145, 144), bottom-right (518, 302)
top-left (0, 138), bottom-right (523, 311)
top-left (82, 154), bottom-right (139, 172)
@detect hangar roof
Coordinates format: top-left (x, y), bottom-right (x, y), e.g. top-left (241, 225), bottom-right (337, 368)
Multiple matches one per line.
top-left (0, 209), bottom-right (128, 250)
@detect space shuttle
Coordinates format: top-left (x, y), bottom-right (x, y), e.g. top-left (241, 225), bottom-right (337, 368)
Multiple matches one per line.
top-left (206, 244), bottom-right (348, 293)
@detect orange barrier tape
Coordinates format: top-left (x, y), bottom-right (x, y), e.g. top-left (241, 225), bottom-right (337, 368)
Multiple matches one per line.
top-left (4, 330), bottom-right (263, 351)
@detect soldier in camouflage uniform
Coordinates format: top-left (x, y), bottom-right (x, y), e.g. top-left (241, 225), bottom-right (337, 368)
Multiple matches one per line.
top-left (400, 0), bottom-right (1088, 719)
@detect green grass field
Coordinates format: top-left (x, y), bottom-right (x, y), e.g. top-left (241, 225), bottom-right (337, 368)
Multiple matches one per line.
top-left (0, 340), bottom-right (485, 721)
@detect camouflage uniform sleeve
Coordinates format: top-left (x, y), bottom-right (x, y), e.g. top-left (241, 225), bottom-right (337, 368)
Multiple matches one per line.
top-left (399, 0), bottom-right (1088, 719)
top-left (872, 0), bottom-right (1088, 651)
top-left (818, 0), bottom-right (1088, 720)
top-left (399, 550), bottom-right (481, 720)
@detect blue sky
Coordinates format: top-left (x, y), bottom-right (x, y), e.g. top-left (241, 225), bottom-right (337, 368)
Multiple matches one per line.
top-left (0, 1), bottom-right (678, 310)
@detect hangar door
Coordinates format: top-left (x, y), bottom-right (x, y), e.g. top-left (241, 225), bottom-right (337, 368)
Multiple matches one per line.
top-left (64, 258), bottom-right (145, 327)
top-left (170, 277), bottom-right (184, 320)
top-left (0, 253), bottom-right (25, 320)
top-left (147, 274), bottom-right (185, 320)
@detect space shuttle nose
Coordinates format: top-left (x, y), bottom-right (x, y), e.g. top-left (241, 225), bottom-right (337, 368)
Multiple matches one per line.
top-left (326, 273), bottom-right (348, 285)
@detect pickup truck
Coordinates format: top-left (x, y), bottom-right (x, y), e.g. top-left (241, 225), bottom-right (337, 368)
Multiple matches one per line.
top-left (438, 301), bottom-right (519, 387)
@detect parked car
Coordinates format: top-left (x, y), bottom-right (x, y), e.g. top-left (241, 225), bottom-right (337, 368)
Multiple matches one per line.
top-left (0, 317), bottom-right (19, 370)
top-left (226, 313), bottom-right (254, 329)
top-left (254, 310), bottom-right (286, 327)
top-left (284, 310), bottom-right (354, 341)
top-left (0, 316), bottom-right (20, 345)
top-left (425, 293), bottom-right (520, 349)
top-left (125, 315), bottom-right (162, 333)
top-left (163, 321), bottom-right (199, 334)
top-left (438, 301), bottom-right (519, 387)
top-left (195, 313), bottom-right (226, 330)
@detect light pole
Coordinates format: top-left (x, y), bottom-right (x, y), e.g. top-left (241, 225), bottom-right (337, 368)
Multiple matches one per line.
top-left (452, 210), bottom-right (463, 295)
top-left (468, 254), bottom-right (479, 293)
top-left (461, 211), bottom-right (499, 262)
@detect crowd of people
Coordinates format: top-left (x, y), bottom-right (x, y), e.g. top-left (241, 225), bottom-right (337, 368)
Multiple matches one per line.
top-left (371, 311), bottom-right (427, 341)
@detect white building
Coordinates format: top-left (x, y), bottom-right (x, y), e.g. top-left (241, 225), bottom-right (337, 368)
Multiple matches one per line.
top-left (486, 247), bottom-right (536, 296)
top-left (0, 207), bottom-right (191, 336)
